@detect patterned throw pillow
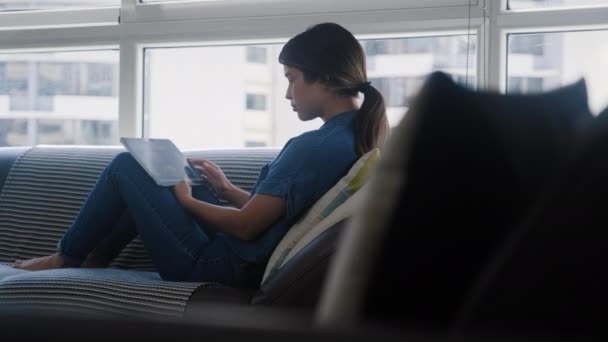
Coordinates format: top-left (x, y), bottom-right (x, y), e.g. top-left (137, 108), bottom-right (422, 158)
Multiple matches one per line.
top-left (261, 148), bottom-right (381, 284)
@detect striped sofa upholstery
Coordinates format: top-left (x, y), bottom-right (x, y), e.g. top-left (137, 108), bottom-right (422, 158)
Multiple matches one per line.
top-left (0, 146), bottom-right (279, 318)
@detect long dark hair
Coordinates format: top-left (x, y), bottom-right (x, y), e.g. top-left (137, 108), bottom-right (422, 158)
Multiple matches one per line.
top-left (279, 22), bottom-right (389, 157)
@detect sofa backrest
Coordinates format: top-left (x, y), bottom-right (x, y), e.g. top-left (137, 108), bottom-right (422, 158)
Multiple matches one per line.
top-left (0, 147), bottom-right (29, 191)
top-left (0, 146), bottom-right (278, 271)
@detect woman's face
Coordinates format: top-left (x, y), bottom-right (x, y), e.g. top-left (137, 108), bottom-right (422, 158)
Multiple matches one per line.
top-left (284, 65), bottom-right (329, 121)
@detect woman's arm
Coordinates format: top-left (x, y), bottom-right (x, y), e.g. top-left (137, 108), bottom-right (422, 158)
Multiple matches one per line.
top-left (187, 158), bottom-right (250, 209)
top-left (174, 181), bottom-right (285, 241)
top-left (220, 183), bottom-right (251, 209)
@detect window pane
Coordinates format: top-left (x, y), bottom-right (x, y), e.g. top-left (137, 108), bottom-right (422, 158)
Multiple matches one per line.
top-left (508, 0), bottom-right (608, 10)
top-left (507, 30), bottom-right (608, 114)
top-left (144, 35), bottom-right (476, 149)
top-left (0, 50), bottom-right (119, 146)
top-left (140, 0), bottom-right (228, 3)
top-left (364, 35), bottom-right (476, 128)
top-left (0, 1), bottom-right (119, 11)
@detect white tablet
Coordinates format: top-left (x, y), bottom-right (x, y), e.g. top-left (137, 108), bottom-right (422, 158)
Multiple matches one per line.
top-left (120, 137), bottom-right (206, 187)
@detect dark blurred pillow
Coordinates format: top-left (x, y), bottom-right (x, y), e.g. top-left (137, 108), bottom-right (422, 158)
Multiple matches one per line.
top-left (359, 72), bottom-right (592, 329)
top-left (454, 105), bottom-right (608, 335)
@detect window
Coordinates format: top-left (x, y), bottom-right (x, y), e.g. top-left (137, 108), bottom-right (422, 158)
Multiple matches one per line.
top-left (144, 34), bottom-right (476, 149)
top-left (0, 0), bottom-right (119, 11)
top-left (368, 77), bottom-right (410, 107)
top-left (0, 0), bottom-right (491, 148)
top-left (246, 46), bottom-right (267, 64)
top-left (246, 93), bottom-right (267, 111)
top-left (507, 30), bottom-right (608, 113)
top-left (143, 44), bottom-right (287, 151)
top-left (508, 0), bottom-right (608, 10)
top-left (0, 50), bottom-right (119, 146)
top-left (362, 35), bottom-right (477, 125)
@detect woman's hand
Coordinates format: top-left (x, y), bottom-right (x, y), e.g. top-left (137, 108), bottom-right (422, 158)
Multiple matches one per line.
top-left (187, 158), bottom-right (233, 199)
top-left (173, 179), bottom-right (193, 204)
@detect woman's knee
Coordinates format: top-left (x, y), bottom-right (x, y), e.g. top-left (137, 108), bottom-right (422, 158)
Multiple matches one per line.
top-left (109, 152), bottom-right (139, 173)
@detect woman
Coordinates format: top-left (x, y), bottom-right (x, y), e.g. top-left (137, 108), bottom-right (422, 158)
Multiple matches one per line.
top-left (14, 22), bottom-right (389, 289)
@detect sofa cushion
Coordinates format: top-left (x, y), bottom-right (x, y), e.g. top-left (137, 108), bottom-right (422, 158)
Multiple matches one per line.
top-left (262, 148), bottom-right (380, 283)
top-left (0, 264), bottom-right (209, 318)
top-left (0, 147), bottom-right (124, 266)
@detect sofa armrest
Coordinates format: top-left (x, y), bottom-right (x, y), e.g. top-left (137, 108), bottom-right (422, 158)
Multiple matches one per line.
top-left (0, 147), bottom-right (29, 191)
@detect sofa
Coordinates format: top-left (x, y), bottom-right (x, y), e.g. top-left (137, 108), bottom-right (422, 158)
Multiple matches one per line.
top-left (0, 145), bottom-right (349, 318)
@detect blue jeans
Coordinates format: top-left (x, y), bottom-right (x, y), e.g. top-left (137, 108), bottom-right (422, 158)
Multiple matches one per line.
top-left (56, 152), bottom-right (262, 288)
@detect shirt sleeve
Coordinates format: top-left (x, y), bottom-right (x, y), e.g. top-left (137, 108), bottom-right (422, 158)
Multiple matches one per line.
top-left (255, 137), bottom-right (321, 220)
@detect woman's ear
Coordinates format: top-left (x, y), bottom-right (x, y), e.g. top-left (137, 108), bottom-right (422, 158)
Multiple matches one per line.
top-left (319, 74), bottom-right (334, 91)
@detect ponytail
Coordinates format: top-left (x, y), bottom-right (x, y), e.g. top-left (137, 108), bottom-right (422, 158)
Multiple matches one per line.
top-left (355, 83), bottom-right (389, 156)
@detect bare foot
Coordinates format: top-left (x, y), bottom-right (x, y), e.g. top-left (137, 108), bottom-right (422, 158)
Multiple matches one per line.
top-left (14, 253), bottom-right (65, 271)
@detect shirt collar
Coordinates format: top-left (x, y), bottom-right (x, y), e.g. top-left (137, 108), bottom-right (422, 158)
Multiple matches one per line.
top-left (320, 110), bottom-right (357, 129)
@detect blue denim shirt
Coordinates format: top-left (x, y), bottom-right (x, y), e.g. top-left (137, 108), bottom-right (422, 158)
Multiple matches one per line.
top-left (222, 110), bottom-right (359, 264)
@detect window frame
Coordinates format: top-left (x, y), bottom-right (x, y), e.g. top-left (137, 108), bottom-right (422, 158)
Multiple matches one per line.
top-left (489, 0), bottom-right (608, 94)
top-left (0, 7), bottom-right (119, 30)
top-left (0, 0), bottom-right (486, 140)
top-left (124, 0), bottom-right (486, 139)
top-left (506, 0), bottom-right (608, 12)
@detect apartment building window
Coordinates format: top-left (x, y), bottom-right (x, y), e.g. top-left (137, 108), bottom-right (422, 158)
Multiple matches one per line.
top-left (509, 34), bottom-right (545, 56)
top-left (246, 93), bottom-right (267, 111)
top-left (246, 46), bottom-right (268, 64)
